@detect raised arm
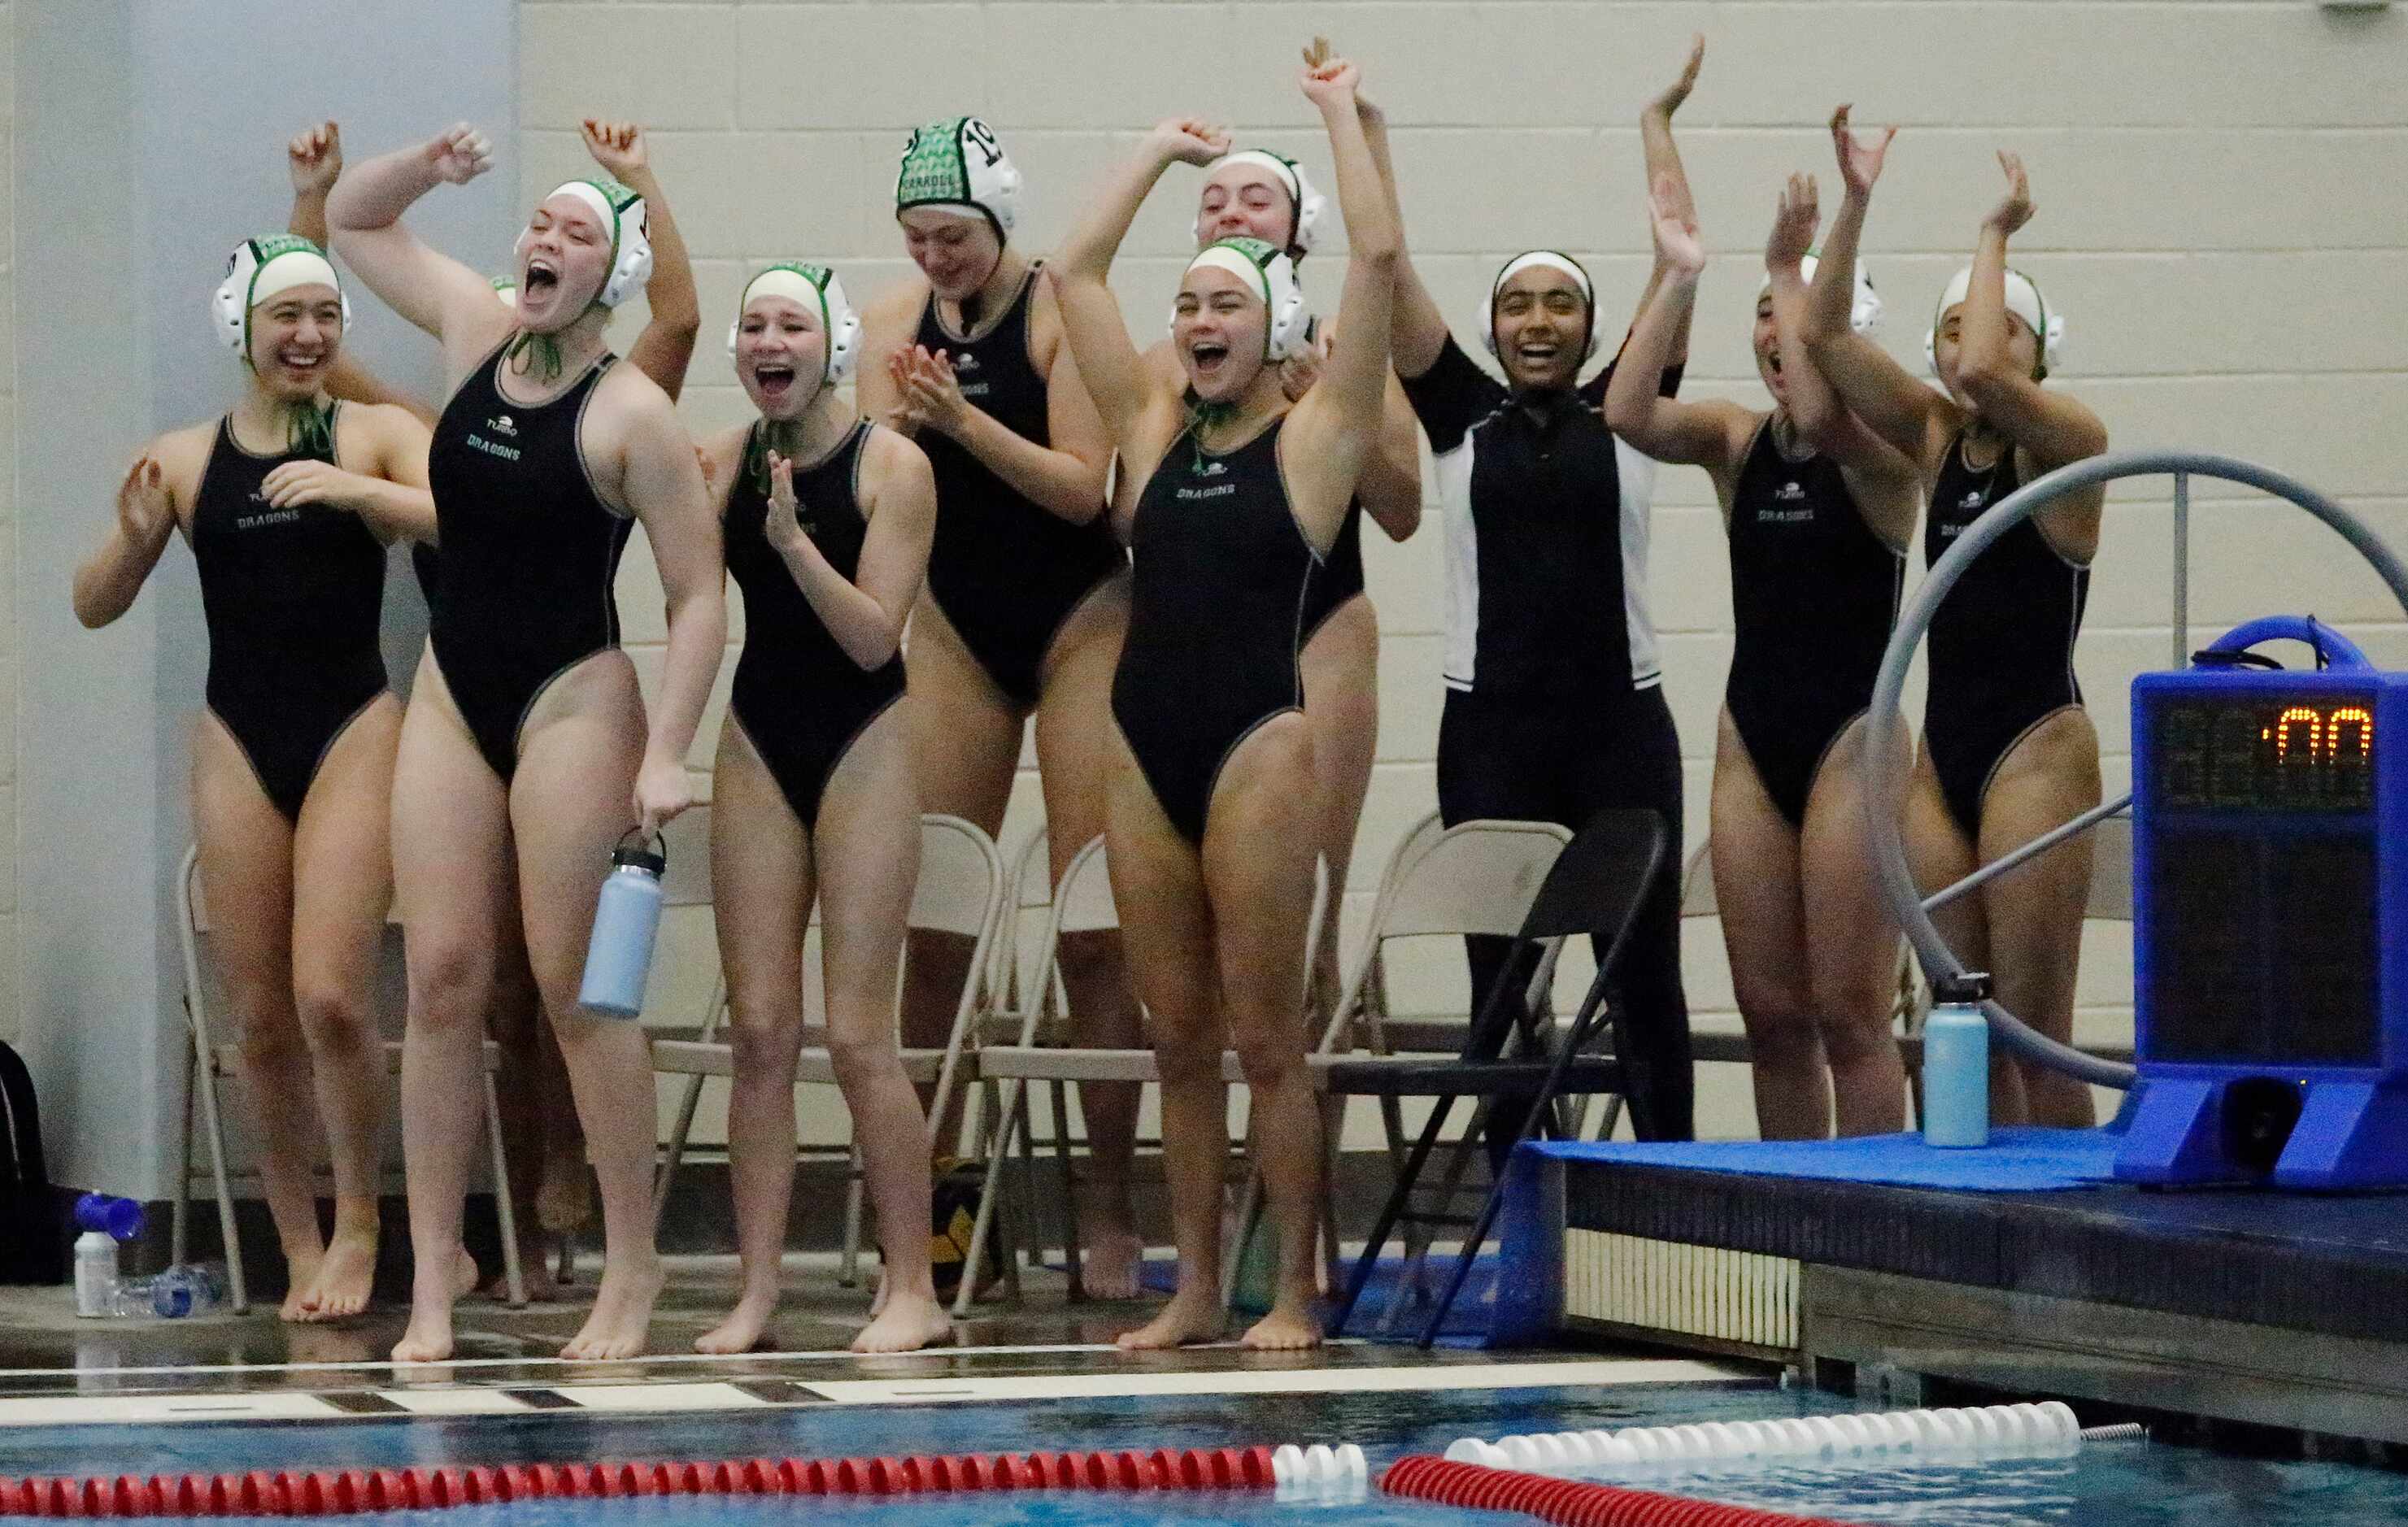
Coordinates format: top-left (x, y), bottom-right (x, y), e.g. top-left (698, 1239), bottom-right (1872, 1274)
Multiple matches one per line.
top-left (1631, 35), bottom-right (1705, 356)
top-left (1379, 96), bottom-right (1452, 382)
top-left (581, 120), bottom-right (700, 402)
top-left (613, 388), bottom-right (725, 833)
top-left (1287, 48), bottom-right (1399, 529)
top-left (1952, 153), bottom-right (2107, 473)
top-left (73, 441), bottom-right (188, 629)
top-left (285, 121), bottom-right (340, 246)
top-left (324, 125), bottom-right (508, 355)
top-left (763, 430), bottom-right (935, 670)
top-left (1333, 91), bottom-right (1422, 540)
top-left (1050, 117), bottom-right (1229, 448)
top-left (1604, 174), bottom-right (1753, 481)
top-left (1803, 107), bottom-right (1954, 468)
top-left (288, 122), bottom-right (438, 424)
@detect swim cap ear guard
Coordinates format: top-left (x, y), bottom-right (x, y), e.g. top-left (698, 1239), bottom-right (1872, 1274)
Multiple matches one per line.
top-left (490, 274), bottom-right (519, 309)
top-left (1173, 237), bottom-right (1310, 363)
top-left (1483, 250), bottom-right (1599, 364)
top-left (727, 263), bottom-right (862, 383)
top-left (896, 116), bottom-right (1022, 239)
top-left (1923, 264), bottom-right (2064, 379)
top-left (514, 179), bottom-right (655, 310)
top-left (1195, 149), bottom-right (1328, 259)
top-left (213, 236), bottom-right (351, 360)
top-left (1763, 254), bottom-right (1883, 334)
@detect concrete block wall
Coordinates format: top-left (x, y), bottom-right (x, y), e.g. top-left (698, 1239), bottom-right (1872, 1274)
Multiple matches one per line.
top-left (0, 0), bottom-right (17, 1046)
top-left (512, 0), bottom-right (2408, 1143)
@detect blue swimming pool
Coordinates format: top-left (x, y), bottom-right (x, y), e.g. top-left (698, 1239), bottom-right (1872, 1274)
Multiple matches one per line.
top-left (4, 1383), bottom-right (2404, 1525)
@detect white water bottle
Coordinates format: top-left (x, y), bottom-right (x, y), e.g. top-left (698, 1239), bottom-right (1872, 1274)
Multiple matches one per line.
top-left (74, 1231), bottom-right (118, 1318)
top-left (577, 831), bottom-right (666, 1020)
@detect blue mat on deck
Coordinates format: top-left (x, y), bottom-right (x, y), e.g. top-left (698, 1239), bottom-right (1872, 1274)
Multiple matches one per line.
top-left (1526, 1125), bottom-right (2123, 1192)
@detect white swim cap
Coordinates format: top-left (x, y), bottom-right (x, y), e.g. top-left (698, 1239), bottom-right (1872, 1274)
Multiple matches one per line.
top-left (729, 263), bottom-right (861, 382)
top-left (517, 178), bottom-right (654, 310)
top-left (1197, 149), bottom-right (1327, 258)
top-left (212, 236), bottom-right (349, 359)
top-left (1178, 237), bottom-right (1309, 362)
top-left (1925, 263), bottom-right (2064, 376)
top-left (1760, 253), bottom-right (1883, 334)
top-left (1485, 250), bottom-right (1597, 362)
top-left (896, 116), bottom-right (1022, 237)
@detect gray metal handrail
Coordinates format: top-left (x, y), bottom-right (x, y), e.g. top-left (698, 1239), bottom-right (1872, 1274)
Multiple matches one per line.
top-left (1865, 449), bottom-right (2408, 1090)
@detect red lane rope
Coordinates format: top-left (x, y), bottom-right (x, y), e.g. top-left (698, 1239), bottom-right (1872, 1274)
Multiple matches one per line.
top-left (0, 1447), bottom-right (1276, 1517)
top-left (1378, 1455), bottom-right (1866, 1527)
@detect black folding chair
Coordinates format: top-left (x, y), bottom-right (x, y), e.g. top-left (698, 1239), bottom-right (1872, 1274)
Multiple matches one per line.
top-left (1322, 807), bottom-right (1671, 1346)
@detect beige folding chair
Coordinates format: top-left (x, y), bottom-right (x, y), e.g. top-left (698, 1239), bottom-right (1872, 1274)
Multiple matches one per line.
top-left (965, 833), bottom-right (1327, 1314)
top-left (649, 813), bottom-right (1005, 1286)
top-left (1291, 818), bottom-right (1574, 1314)
top-left (172, 846), bottom-right (525, 1314)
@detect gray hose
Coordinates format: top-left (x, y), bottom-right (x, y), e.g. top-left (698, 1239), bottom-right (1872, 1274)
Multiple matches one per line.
top-left (1864, 450), bottom-right (2408, 1091)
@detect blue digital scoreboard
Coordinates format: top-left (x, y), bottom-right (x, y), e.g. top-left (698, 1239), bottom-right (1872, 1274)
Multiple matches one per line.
top-left (2118, 617), bottom-right (2408, 1188)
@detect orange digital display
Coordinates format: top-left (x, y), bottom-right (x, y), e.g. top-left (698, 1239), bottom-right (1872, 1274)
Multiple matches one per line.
top-left (2153, 696), bottom-right (2375, 812)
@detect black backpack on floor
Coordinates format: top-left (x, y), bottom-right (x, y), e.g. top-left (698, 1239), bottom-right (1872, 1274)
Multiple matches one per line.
top-left (0, 1041), bottom-right (64, 1284)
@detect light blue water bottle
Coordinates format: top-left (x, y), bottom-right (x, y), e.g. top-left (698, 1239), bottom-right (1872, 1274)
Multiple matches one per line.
top-left (577, 829), bottom-right (666, 1020)
top-left (1923, 971), bottom-right (1992, 1149)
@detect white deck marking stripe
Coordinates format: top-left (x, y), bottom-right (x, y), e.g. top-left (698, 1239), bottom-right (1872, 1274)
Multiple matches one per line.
top-left (534, 1383), bottom-right (767, 1412)
top-left (0, 1359), bottom-right (1747, 1428)
top-left (800, 1360), bottom-right (1744, 1406)
top-left (376, 1389), bottom-right (533, 1416)
top-left (0, 1393), bottom-right (347, 1426)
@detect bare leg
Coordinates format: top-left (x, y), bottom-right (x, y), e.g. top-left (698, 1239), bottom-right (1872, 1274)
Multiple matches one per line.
top-left (1299, 598), bottom-right (1377, 1039)
top-left (816, 707), bottom-right (951, 1354)
top-left (391, 661), bottom-right (513, 1363)
top-left (1710, 711), bottom-right (1826, 1141)
top-left (1978, 708), bottom-right (2101, 1129)
top-left (1800, 716), bottom-right (1909, 1137)
top-left (1201, 716), bottom-right (1323, 1351)
top-left (1106, 738), bottom-right (1229, 1351)
top-left (510, 657), bottom-right (663, 1361)
top-left (694, 724), bottom-right (812, 1355)
top-left (287, 695), bottom-right (402, 1319)
top-left (190, 716), bottom-right (320, 1320)
top-left (483, 901), bottom-right (563, 1302)
top-left (1904, 747), bottom-right (1996, 1120)
top-left (900, 595), bottom-right (1024, 1151)
top-left (1031, 578), bottom-right (1143, 1299)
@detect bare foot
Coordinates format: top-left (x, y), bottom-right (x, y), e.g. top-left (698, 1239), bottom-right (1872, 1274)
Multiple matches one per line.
top-left (1082, 1231), bottom-right (1147, 1301)
top-left (279, 1246), bottom-right (326, 1324)
top-left (391, 1272), bottom-right (460, 1364)
top-left (298, 1231), bottom-right (378, 1321)
top-left (1240, 1299), bottom-right (1325, 1351)
top-left (560, 1255), bottom-right (664, 1360)
top-left (851, 1289), bottom-right (952, 1354)
top-left (695, 1290), bottom-right (779, 1355)
top-left (451, 1248), bottom-right (481, 1299)
top-left (1116, 1288), bottom-right (1224, 1351)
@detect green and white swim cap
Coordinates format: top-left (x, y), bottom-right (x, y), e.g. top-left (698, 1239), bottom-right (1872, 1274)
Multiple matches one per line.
top-left (519, 177), bottom-right (654, 309)
top-left (728, 263), bottom-right (860, 382)
top-left (895, 116), bottom-right (1021, 237)
top-left (1180, 236), bottom-right (1308, 362)
top-left (1197, 149), bottom-right (1327, 258)
top-left (212, 236), bottom-right (348, 360)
